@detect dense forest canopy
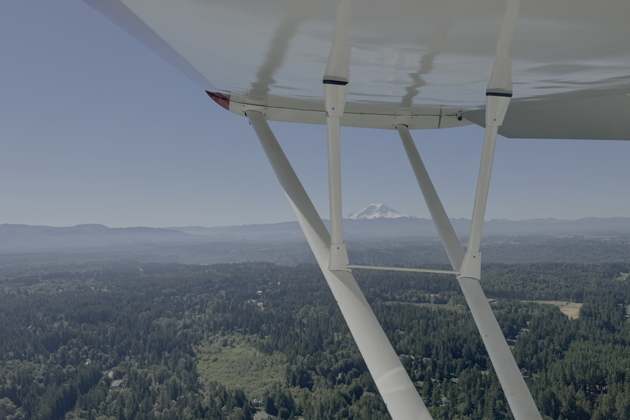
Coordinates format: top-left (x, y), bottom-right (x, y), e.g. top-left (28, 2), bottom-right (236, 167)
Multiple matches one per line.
top-left (0, 255), bottom-right (629, 420)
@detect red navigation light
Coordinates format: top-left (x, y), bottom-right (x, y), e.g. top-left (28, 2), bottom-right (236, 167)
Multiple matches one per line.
top-left (205, 91), bottom-right (230, 110)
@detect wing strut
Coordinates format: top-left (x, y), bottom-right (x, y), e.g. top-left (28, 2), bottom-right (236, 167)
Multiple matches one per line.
top-left (458, 102), bottom-right (543, 420)
top-left (398, 113), bottom-right (542, 420)
top-left (395, 0), bottom-right (542, 418)
top-left (247, 110), bottom-right (433, 420)
top-left (459, 91), bottom-right (541, 420)
top-left (399, 101), bottom-right (542, 420)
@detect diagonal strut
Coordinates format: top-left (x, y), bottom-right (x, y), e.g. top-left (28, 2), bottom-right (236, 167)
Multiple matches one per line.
top-left (398, 0), bottom-right (542, 417)
top-left (247, 110), bottom-right (433, 420)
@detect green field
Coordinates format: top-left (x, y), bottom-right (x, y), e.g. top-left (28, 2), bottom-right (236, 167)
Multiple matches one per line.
top-left (196, 334), bottom-right (288, 398)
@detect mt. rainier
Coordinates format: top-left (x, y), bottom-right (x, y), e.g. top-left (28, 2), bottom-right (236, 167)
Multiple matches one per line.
top-left (346, 203), bottom-right (416, 220)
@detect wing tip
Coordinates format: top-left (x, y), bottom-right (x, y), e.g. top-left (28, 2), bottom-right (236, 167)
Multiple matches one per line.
top-left (206, 91), bottom-right (230, 110)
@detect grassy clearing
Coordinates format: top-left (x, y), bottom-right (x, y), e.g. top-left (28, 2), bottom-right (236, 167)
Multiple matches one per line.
top-left (196, 334), bottom-right (287, 398)
top-left (522, 300), bottom-right (583, 319)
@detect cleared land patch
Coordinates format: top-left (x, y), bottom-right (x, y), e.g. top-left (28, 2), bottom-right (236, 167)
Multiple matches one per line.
top-left (196, 334), bottom-right (287, 398)
top-left (523, 300), bottom-right (583, 319)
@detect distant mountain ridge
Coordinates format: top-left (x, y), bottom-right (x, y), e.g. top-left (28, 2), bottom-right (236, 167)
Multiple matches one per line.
top-left (170, 216), bottom-right (630, 241)
top-left (0, 216), bottom-right (629, 255)
top-left (172, 216), bottom-right (630, 239)
top-left (171, 204), bottom-right (630, 242)
top-left (0, 223), bottom-right (197, 253)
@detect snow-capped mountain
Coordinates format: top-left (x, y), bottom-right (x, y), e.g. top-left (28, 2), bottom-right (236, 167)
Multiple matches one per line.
top-left (346, 203), bottom-right (415, 220)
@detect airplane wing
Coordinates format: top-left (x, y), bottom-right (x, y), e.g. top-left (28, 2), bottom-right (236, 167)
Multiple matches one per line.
top-left (83, 0), bottom-right (630, 139)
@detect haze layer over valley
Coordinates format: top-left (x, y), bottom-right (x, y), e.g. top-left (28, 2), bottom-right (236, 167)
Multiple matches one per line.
top-left (1, 205), bottom-right (628, 266)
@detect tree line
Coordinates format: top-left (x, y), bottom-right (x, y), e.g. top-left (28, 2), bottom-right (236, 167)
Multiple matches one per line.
top-left (0, 259), bottom-right (629, 419)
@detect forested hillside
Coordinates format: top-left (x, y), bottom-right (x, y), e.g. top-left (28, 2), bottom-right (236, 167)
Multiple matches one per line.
top-left (1, 260), bottom-right (629, 420)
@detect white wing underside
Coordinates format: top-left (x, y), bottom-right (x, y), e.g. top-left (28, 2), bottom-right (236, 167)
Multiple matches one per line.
top-left (83, 0), bottom-right (630, 139)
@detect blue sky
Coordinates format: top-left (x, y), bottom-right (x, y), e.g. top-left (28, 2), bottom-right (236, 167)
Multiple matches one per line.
top-left (1, 0), bottom-right (628, 228)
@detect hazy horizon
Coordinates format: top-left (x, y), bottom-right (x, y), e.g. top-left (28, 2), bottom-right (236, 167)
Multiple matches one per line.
top-left (2, 213), bottom-right (630, 230)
